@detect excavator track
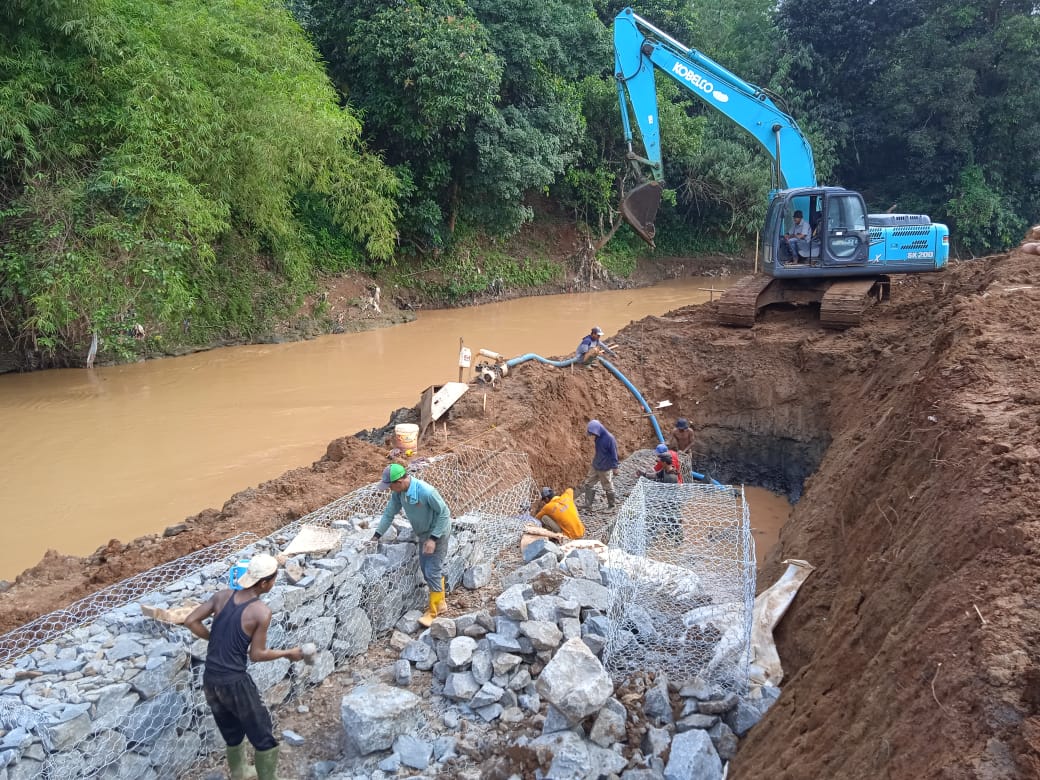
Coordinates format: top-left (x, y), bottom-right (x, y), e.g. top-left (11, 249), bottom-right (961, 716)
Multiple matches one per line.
top-left (716, 275), bottom-right (776, 327)
top-left (818, 277), bottom-right (889, 329)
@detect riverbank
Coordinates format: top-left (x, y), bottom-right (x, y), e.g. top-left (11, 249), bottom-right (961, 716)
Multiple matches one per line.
top-left (0, 213), bottom-right (752, 374)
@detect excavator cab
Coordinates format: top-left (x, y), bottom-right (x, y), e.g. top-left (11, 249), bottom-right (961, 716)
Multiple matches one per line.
top-left (766, 188), bottom-right (870, 275)
top-left (621, 181), bottom-right (663, 246)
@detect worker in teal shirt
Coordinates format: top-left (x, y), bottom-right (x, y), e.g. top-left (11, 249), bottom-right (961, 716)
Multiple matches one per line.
top-left (373, 463), bottom-right (452, 627)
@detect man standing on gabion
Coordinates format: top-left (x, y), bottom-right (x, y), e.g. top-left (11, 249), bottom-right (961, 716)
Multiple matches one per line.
top-left (373, 463), bottom-right (452, 627)
top-left (184, 554), bottom-right (303, 780)
top-left (581, 419), bottom-right (619, 509)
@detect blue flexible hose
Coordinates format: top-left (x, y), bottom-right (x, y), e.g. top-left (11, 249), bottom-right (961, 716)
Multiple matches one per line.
top-left (503, 352), bottom-right (721, 485)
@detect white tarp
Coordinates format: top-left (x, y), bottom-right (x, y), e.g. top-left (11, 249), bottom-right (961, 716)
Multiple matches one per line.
top-left (749, 559), bottom-right (815, 687)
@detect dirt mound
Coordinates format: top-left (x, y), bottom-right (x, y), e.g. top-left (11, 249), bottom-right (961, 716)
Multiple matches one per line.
top-left (2, 250), bottom-right (1039, 776)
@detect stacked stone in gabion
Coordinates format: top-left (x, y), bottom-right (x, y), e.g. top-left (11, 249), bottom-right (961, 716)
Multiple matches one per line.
top-left (381, 539), bottom-right (780, 780)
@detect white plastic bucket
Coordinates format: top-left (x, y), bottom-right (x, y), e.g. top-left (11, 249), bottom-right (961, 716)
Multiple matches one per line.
top-left (394, 423), bottom-right (419, 452)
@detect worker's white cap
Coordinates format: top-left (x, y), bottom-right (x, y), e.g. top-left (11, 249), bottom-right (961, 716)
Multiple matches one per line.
top-left (236, 554), bottom-right (279, 588)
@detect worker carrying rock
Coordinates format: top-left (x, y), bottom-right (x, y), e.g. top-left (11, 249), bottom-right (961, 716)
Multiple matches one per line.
top-left (184, 554), bottom-right (304, 780)
top-left (533, 486), bottom-right (586, 539)
top-left (576, 326), bottom-right (618, 366)
top-left (372, 463), bottom-right (452, 628)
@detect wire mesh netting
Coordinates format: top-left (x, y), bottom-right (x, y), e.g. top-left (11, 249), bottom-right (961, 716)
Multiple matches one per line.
top-left (578, 447), bottom-right (703, 541)
top-left (0, 533), bottom-right (259, 667)
top-left (602, 478), bottom-right (755, 697)
top-left (269, 444), bottom-right (535, 597)
top-left (0, 444), bottom-right (535, 779)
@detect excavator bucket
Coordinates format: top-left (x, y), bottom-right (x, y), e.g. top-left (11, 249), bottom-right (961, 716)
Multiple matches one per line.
top-left (621, 181), bottom-right (663, 247)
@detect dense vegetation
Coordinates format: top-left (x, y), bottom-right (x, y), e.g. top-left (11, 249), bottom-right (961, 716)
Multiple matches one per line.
top-left (776, 0), bottom-right (1040, 255)
top-left (0, 0), bottom-right (397, 363)
top-left (2, 0), bottom-right (1037, 366)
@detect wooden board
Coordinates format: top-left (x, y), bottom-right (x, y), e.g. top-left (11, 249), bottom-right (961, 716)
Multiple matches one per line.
top-left (282, 524), bottom-right (343, 557)
top-left (140, 602), bottom-right (199, 624)
top-left (430, 382), bottom-right (469, 421)
top-left (420, 381), bottom-right (470, 440)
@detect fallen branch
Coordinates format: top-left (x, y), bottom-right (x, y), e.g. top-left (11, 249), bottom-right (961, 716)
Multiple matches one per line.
top-left (973, 603), bottom-right (987, 625)
top-left (930, 662), bottom-right (950, 714)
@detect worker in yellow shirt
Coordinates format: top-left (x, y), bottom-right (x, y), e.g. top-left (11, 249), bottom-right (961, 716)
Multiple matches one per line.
top-left (533, 487), bottom-right (585, 539)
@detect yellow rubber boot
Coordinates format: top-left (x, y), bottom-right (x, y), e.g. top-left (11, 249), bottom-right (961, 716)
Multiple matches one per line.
top-left (417, 591), bottom-right (439, 628)
top-left (418, 579), bottom-right (448, 627)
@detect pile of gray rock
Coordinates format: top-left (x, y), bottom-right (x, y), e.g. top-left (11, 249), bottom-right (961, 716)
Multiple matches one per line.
top-left (0, 499), bottom-right (773, 780)
top-left (0, 512), bottom-right (495, 779)
top-left (339, 540), bottom-right (781, 780)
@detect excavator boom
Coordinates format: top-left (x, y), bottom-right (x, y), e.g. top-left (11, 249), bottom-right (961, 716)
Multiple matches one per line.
top-left (614, 7), bottom-right (816, 243)
top-left (612, 8), bottom-right (948, 330)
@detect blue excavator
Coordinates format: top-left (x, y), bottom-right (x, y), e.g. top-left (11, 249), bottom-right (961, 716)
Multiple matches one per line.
top-left (614, 8), bottom-right (950, 328)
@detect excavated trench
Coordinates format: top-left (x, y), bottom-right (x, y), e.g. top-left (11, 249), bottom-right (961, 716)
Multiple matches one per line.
top-left (695, 426), bottom-right (826, 502)
top-left (440, 251), bottom-right (1040, 778)
top-left (0, 250), bottom-right (1038, 777)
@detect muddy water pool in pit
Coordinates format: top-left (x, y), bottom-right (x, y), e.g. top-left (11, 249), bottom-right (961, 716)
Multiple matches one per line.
top-left (742, 486), bottom-right (791, 569)
top-left (0, 276), bottom-right (792, 578)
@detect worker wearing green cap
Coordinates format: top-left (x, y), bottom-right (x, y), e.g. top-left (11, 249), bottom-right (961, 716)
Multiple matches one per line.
top-left (373, 463), bottom-right (453, 627)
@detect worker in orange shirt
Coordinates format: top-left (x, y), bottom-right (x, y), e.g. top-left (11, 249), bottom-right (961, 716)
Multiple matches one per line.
top-left (533, 487), bottom-right (585, 539)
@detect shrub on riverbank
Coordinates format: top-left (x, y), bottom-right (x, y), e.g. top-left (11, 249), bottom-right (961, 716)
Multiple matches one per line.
top-left (0, 0), bottom-right (398, 366)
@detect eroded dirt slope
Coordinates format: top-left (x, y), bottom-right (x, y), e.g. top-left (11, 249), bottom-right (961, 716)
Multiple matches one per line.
top-left (2, 250), bottom-right (1038, 777)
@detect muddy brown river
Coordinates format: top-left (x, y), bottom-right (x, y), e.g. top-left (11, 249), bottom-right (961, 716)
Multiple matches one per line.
top-left (0, 277), bottom-right (788, 578)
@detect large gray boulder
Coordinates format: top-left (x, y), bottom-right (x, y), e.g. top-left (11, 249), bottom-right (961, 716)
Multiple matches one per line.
top-left (120, 689), bottom-right (187, 747)
top-left (340, 684), bottom-right (422, 755)
top-left (520, 620), bottom-right (563, 651)
top-left (644, 675), bottom-right (673, 725)
top-left (495, 584), bottom-right (531, 621)
top-left (446, 636), bottom-right (477, 669)
top-left (559, 579), bottom-right (610, 612)
top-left (664, 729), bottom-right (723, 780)
top-left (394, 734), bottom-right (433, 770)
top-left (536, 638), bottom-right (614, 723)
top-left (562, 549), bottom-right (603, 582)
top-left (589, 698), bottom-right (627, 747)
top-left (530, 731), bottom-right (628, 780)
top-left (443, 672), bottom-right (481, 702)
top-left (463, 564), bottom-right (492, 590)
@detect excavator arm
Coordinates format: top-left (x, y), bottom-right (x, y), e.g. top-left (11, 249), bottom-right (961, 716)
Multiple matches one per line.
top-left (614, 7), bottom-right (817, 244)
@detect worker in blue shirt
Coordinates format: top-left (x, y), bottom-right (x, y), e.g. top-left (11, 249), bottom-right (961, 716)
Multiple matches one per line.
top-left (372, 463), bottom-right (453, 627)
top-left (576, 326), bottom-right (617, 366)
top-left (580, 419), bottom-right (619, 509)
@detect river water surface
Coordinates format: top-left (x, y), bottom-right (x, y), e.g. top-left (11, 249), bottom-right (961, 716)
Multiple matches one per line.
top-left (0, 277), bottom-right (788, 578)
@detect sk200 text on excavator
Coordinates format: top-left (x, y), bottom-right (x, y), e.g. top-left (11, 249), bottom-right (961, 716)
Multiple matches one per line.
top-left (614, 8), bottom-right (950, 329)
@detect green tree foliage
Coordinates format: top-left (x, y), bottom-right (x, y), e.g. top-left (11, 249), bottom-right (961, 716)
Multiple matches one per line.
top-left (309, 0), bottom-right (606, 248)
top-left (331, 0), bottom-right (504, 247)
top-left (464, 0), bottom-right (606, 233)
top-left (776, 0), bottom-right (1040, 253)
top-left (0, 0), bottom-right (397, 362)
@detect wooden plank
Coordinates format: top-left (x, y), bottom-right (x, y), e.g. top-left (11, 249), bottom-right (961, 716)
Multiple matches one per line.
top-left (140, 602), bottom-right (200, 624)
top-left (430, 382), bottom-right (469, 421)
top-left (282, 524), bottom-right (343, 557)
